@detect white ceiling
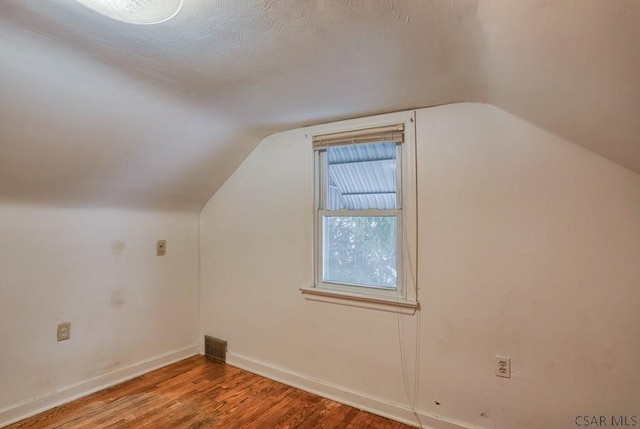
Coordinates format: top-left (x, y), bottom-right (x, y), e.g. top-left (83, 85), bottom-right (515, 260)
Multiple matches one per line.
top-left (0, 0), bottom-right (638, 211)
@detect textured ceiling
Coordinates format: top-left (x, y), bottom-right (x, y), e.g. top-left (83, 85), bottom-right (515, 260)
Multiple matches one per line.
top-left (0, 0), bottom-right (638, 211)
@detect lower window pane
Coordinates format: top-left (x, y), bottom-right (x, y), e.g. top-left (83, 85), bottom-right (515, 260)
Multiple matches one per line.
top-left (323, 216), bottom-right (397, 289)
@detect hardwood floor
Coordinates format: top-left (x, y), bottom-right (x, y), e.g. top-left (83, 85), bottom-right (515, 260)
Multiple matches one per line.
top-left (5, 356), bottom-right (413, 429)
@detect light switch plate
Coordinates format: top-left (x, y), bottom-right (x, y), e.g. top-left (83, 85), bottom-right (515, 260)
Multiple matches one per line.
top-left (156, 240), bottom-right (167, 256)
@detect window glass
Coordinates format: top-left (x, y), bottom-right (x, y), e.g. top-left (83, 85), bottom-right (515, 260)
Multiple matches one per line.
top-left (322, 216), bottom-right (397, 289)
top-left (326, 142), bottom-right (397, 211)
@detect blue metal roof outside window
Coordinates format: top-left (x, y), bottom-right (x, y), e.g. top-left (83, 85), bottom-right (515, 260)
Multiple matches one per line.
top-left (326, 142), bottom-right (397, 210)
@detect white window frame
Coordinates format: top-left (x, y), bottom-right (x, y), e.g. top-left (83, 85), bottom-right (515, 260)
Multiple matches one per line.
top-left (300, 111), bottom-right (418, 314)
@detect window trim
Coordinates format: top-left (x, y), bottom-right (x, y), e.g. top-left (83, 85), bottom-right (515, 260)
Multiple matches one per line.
top-left (299, 286), bottom-right (418, 314)
top-left (300, 111), bottom-right (418, 314)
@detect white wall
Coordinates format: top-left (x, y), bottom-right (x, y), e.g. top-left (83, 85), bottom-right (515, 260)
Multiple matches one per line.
top-left (0, 203), bottom-right (200, 425)
top-left (200, 103), bottom-right (640, 429)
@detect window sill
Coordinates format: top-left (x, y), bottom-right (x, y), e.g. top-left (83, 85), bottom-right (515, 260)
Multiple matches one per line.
top-left (299, 287), bottom-right (418, 315)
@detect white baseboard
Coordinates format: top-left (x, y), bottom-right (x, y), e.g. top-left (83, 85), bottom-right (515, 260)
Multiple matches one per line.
top-left (227, 352), bottom-right (473, 429)
top-left (0, 345), bottom-right (199, 428)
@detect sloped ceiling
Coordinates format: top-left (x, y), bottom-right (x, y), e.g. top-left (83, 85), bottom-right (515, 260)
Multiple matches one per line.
top-left (0, 0), bottom-right (638, 211)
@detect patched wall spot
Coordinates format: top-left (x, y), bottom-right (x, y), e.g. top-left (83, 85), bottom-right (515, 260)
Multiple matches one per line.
top-left (110, 287), bottom-right (125, 308)
top-left (111, 240), bottom-right (126, 256)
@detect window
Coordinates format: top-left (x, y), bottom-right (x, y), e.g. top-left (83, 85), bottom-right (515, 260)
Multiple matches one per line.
top-left (300, 113), bottom-right (417, 314)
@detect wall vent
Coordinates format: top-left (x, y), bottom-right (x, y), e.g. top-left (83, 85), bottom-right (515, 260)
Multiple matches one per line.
top-left (204, 335), bottom-right (227, 363)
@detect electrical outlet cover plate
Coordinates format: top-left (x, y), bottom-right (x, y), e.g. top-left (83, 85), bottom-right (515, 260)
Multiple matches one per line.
top-left (496, 356), bottom-right (511, 378)
top-left (57, 322), bottom-right (71, 342)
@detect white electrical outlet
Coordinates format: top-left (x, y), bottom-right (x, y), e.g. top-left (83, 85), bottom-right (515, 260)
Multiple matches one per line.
top-left (496, 356), bottom-right (511, 378)
top-left (57, 322), bottom-right (71, 342)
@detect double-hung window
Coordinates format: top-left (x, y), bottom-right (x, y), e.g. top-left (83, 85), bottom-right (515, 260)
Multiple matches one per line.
top-left (301, 113), bottom-right (417, 314)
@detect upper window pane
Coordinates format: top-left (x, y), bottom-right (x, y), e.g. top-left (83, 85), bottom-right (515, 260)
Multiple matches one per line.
top-left (326, 142), bottom-right (397, 210)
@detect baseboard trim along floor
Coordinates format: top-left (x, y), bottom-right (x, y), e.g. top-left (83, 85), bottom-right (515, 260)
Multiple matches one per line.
top-left (0, 345), bottom-right (199, 428)
top-left (226, 351), bottom-right (473, 429)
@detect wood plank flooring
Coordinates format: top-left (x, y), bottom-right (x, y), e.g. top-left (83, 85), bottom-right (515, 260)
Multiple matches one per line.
top-left (5, 356), bottom-right (413, 429)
